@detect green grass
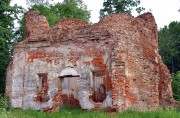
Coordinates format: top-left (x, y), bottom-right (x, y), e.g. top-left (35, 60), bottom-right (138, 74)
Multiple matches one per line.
top-left (0, 107), bottom-right (180, 118)
top-left (0, 95), bottom-right (180, 118)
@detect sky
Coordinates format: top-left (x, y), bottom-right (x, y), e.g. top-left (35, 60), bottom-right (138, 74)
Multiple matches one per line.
top-left (11, 0), bottom-right (180, 29)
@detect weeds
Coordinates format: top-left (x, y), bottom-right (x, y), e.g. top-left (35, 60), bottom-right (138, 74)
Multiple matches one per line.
top-left (0, 94), bottom-right (11, 111)
top-left (0, 94), bottom-right (12, 118)
top-left (3, 107), bottom-right (180, 118)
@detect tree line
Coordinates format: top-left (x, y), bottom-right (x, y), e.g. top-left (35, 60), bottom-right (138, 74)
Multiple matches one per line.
top-left (158, 22), bottom-right (180, 101)
top-left (0, 0), bottom-right (179, 101)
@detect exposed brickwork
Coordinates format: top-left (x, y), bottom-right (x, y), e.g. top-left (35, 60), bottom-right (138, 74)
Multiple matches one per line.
top-left (25, 10), bottom-right (49, 40)
top-left (6, 10), bottom-right (178, 112)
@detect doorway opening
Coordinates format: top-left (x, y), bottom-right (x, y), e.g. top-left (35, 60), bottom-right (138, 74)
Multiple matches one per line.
top-left (92, 73), bottom-right (106, 103)
top-left (59, 67), bottom-right (80, 107)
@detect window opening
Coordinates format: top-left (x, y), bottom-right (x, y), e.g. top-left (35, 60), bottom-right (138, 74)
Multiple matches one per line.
top-left (37, 73), bottom-right (50, 102)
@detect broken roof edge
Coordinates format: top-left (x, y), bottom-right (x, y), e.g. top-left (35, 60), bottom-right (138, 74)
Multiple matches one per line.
top-left (23, 10), bottom-right (157, 42)
top-left (24, 10), bottom-right (90, 40)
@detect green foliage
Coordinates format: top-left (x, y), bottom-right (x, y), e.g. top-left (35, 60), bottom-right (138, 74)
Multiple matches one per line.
top-left (31, 0), bottom-right (91, 27)
top-left (0, 38), bottom-right (9, 94)
top-left (172, 71), bottom-right (180, 101)
top-left (100, 0), bottom-right (145, 18)
top-left (1, 107), bottom-right (180, 118)
top-left (0, 94), bottom-right (12, 118)
top-left (158, 21), bottom-right (180, 73)
top-left (17, 0), bottom-right (91, 41)
top-left (0, 0), bottom-right (23, 94)
top-left (0, 94), bottom-right (11, 111)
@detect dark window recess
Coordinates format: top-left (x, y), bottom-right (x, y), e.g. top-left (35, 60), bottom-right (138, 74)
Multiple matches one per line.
top-left (62, 94), bottom-right (79, 107)
top-left (93, 84), bottom-right (106, 102)
top-left (36, 73), bottom-right (50, 102)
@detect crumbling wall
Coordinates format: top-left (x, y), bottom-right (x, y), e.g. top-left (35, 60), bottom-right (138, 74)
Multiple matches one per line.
top-left (6, 10), bottom-right (177, 112)
top-left (94, 12), bottom-right (176, 110)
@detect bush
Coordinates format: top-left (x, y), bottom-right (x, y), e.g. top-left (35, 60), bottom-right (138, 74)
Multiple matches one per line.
top-left (0, 94), bottom-right (12, 118)
top-left (172, 71), bottom-right (180, 101)
top-left (0, 94), bottom-right (11, 111)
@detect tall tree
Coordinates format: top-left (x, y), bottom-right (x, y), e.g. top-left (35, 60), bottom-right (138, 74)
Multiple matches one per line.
top-left (100, 0), bottom-right (145, 18)
top-left (158, 21), bottom-right (180, 73)
top-left (0, 0), bottom-right (23, 93)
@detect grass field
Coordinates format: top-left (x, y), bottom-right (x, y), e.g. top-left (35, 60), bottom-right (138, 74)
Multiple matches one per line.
top-left (0, 107), bottom-right (180, 118)
top-left (0, 95), bottom-right (180, 118)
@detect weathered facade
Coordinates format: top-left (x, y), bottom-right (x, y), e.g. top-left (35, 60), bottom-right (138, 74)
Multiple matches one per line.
top-left (6, 10), bottom-right (176, 112)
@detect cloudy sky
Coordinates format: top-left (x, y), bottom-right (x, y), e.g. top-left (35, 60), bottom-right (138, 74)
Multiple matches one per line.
top-left (11, 0), bottom-right (180, 29)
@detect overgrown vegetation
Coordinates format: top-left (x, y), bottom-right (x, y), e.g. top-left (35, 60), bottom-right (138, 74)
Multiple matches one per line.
top-left (0, 0), bottom-right (23, 94)
top-left (172, 71), bottom-right (180, 101)
top-left (0, 107), bottom-right (180, 118)
top-left (0, 95), bottom-right (12, 118)
top-left (0, 95), bottom-right (10, 111)
top-left (0, 95), bottom-right (179, 118)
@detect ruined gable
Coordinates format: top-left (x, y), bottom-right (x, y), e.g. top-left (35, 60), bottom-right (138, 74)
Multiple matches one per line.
top-left (6, 10), bottom-right (178, 112)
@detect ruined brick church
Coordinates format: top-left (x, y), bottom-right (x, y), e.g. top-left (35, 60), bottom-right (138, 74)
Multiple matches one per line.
top-left (6, 10), bottom-right (176, 112)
